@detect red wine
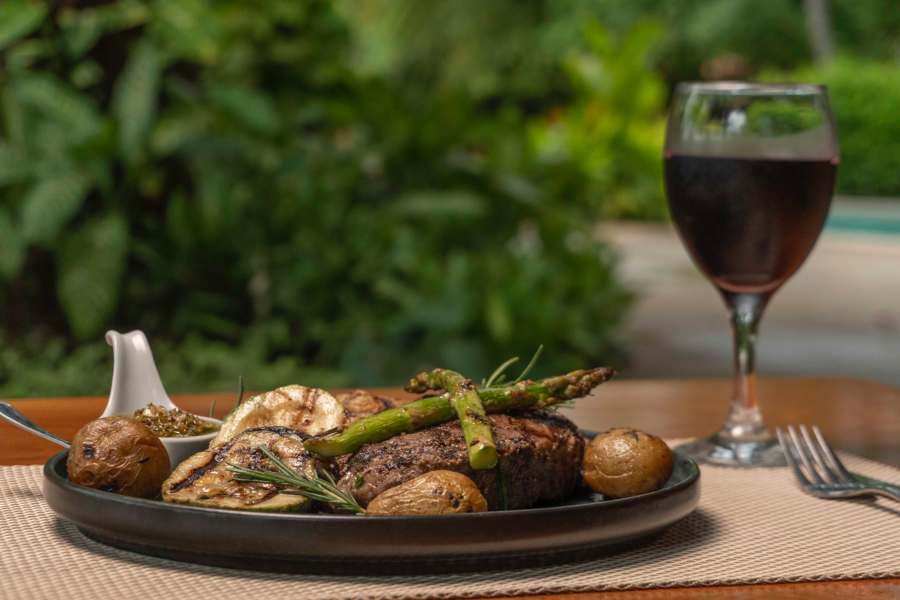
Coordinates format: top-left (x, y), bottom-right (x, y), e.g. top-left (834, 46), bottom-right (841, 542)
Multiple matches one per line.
top-left (664, 155), bottom-right (837, 294)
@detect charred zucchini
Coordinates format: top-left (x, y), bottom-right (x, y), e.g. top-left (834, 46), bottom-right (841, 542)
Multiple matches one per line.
top-left (162, 427), bottom-right (315, 512)
top-left (211, 385), bottom-right (347, 448)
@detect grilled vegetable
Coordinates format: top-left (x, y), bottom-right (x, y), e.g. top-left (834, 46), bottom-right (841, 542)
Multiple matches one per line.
top-left (366, 471), bottom-right (488, 515)
top-left (305, 396), bottom-right (455, 457)
top-left (210, 385), bottom-right (346, 448)
top-left (583, 427), bottom-right (674, 499)
top-left (304, 368), bottom-right (615, 458)
top-left (405, 369), bottom-right (498, 470)
top-left (226, 444), bottom-right (365, 514)
top-left (162, 427), bottom-right (315, 512)
top-left (479, 367), bottom-right (616, 409)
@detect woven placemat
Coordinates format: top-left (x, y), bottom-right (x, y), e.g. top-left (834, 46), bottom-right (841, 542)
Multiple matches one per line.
top-left (3, 450), bottom-right (900, 600)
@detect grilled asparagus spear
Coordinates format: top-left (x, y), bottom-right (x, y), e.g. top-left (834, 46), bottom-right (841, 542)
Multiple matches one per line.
top-left (304, 396), bottom-right (456, 458)
top-left (405, 369), bottom-right (498, 470)
top-left (303, 367), bottom-right (614, 458)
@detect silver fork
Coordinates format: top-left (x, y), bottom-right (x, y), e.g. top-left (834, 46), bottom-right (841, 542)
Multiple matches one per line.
top-left (776, 425), bottom-right (900, 503)
top-left (0, 401), bottom-right (70, 448)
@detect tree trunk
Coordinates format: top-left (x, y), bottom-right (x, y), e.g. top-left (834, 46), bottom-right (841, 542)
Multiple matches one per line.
top-left (802, 0), bottom-right (836, 64)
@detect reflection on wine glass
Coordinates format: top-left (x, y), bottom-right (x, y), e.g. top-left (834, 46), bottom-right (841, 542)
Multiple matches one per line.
top-left (664, 82), bottom-right (839, 467)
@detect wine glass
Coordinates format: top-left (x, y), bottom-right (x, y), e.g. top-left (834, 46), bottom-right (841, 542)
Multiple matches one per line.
top-left (663, 82), bottom-right (839, 467)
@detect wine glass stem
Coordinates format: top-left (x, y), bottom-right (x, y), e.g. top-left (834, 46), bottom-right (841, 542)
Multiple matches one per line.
top-left (722, 292), bottom-right (770, 442)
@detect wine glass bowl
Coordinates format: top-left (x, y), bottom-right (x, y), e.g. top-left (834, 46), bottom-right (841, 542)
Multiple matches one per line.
top-left (664, 82), bottom-right (839, 467)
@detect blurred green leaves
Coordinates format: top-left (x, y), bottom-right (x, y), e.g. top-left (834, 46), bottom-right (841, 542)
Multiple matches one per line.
top-left (760, 59), bottom-right (900, 196)
top-left (744, 101), bottom-right (824, 136)
top-left (0, 1), bottom-right (48, 49)
top-left (531, 21), bottom-right (667, 220)
top-left (0, 0), bottom-right (645, 397)
top-left (0, 210), bottom-right (25, 278)
top-left (112, 40), bottom-right (164, 161)
top-left (57, 213), bottom-right (129, 340)
top-left (581, 0), bottom-right (900, 198)
top-left (392, 191), bottom-right (487, 220)
top-left (206, 84), bottom-right (280, 136)
top-left (19, 170), bottom-right (92, 243)
top-left (59, 0), bottom-right (151, 59)
top-left (11, 74), bottom-right (104, 143)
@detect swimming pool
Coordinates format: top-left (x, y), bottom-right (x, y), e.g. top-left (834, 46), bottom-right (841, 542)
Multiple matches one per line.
top-left (825, 198), bottom-right (900, 236)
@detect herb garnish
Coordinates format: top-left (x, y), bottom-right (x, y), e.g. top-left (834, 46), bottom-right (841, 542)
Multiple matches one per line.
top-left (482, 345), bottom-right (543, 389)
top-left (227, 444), bottom-right (365, 515)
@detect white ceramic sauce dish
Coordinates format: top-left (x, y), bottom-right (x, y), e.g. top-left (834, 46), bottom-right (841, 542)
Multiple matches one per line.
top-left (104, 330), bottom-right (221, 470)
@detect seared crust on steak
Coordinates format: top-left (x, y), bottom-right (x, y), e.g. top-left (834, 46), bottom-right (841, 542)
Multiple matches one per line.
top-left (336, 410), bottom-right (585, 510)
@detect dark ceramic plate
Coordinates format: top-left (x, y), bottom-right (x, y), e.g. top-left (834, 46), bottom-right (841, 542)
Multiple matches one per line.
top-left (43, 445), bottom-right (700, 575)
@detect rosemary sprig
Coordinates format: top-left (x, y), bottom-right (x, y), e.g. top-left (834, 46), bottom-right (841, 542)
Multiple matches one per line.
top-left (222, 375), bottom-right (246, 421)
top-left (482, 345), bottom-right (544, 390)
top-left (226, 444), bottom-right (365, 515)
top-left (511, 344), bottom-right (543, 385)
top-left (483, 356), bottom-right (519, 388)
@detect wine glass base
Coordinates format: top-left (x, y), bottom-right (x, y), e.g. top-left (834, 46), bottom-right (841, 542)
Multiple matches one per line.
top-left (676, 432), bottom-right (786, 467)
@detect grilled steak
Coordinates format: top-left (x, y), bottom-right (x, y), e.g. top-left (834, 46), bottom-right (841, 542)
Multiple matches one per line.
top-left (335, 409), bottom-right (585, 510)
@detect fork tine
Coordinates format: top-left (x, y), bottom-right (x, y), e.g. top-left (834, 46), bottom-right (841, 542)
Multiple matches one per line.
top-left (788, 425), bottom-right (825, 484)
top-left (776, 427), bottom-right (810, 486)
top-left (812, 426), bottom-right (855, 483)
top-left (800, 425), bottom-right (836, 482)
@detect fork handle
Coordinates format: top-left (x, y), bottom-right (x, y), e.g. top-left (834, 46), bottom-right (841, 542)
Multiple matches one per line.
top-left (869, 485), bottom-right (900, 503)
top-left (0, 402), bottom-right (71, 449)
top-left (855, 474), bottom-right (900, 503)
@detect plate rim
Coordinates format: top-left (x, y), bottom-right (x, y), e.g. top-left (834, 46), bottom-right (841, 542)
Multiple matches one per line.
top-left (41, 441), bottom-right (701, 574)
top-left (43, 434), bottom-right (700, 521)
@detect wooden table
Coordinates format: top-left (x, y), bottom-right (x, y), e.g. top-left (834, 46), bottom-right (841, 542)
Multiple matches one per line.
top-left (3, 377), bottom-right (900, 599)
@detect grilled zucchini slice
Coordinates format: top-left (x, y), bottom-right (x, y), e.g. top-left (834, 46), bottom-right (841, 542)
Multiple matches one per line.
top-left (162, 427), bottom-right (314, 512)
top-left (211, 385), bottom-right (347, 448)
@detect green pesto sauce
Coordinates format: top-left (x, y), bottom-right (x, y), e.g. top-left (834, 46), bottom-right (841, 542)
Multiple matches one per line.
top-left (133, 404), bottom-right (218, 437)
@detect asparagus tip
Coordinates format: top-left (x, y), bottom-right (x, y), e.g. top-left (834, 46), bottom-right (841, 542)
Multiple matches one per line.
top-left (469, 443), bottom-right (499, 470)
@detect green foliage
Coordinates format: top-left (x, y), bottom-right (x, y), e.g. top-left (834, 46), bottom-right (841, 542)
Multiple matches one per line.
top-left (0, 210), bottom-right (25, 277)
top-left (530, 21), bottom-right (667, 220)
top-left (57, 213), bottom-right (129, 339)
top-left (345, 0), bottom-right (581, 101)
top-left (744, 101), bottom-right (823, 136)
top-left (827, 0), bottom-right (900, 61)
top-left (588, 0), bottom-right (900, 84)
top-left (586, 0), bottom-right (900, 197)
top-left (683, 0), bottom-right (809, 69)
top-left (112, 39), bottom-right (163, 161)
top-left (760, 59), bottom-right (900, 196)
top-left (19, 169), bottom-right (93, 243)
top-left (0, 332), bottom-right (350, 398)
top-left (0, 1), bottom-right (48, 49)
top-left (0, 0), bottom-right (644, 397)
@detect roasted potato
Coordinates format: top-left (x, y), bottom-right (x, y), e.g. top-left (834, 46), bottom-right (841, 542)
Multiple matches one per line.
top-left (583, 427), bottom-right (674, 499)
top-left (67, 416), bottom-right (170, 499)
top-left (366, 470), bottom-right (488, 516)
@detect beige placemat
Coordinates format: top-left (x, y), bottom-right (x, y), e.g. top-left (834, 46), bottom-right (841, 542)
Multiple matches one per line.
top-left (3, 451), bottom-right (900, 600)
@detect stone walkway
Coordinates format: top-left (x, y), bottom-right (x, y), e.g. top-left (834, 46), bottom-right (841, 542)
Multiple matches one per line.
top-left (604, 202), bottom-right (900, 386)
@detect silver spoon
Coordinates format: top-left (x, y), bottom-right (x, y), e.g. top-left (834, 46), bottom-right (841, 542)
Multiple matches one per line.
top-left (0, 401), bottom-right (70, 448)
